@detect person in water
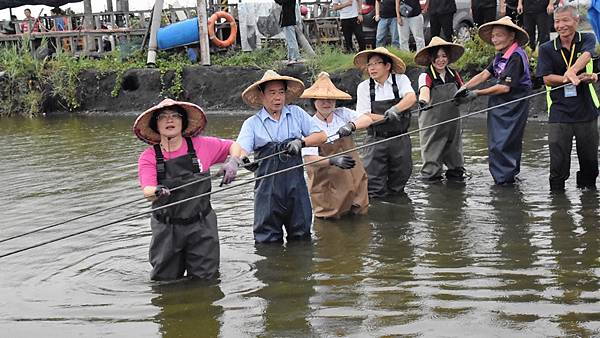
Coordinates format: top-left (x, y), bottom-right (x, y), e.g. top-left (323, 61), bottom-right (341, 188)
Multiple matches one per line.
top-left (236, 70), bottom-right (327, 243)
top-left (454, 16), bottom-right (532, 186)
top-left (414, 36), bottom-right (466, 181)
top-left (134, 98), bottom-right (243, 281)
top-left (301, 72), bottom-right (375, 219)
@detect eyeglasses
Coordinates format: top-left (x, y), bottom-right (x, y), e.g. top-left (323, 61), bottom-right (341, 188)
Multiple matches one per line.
top-left (157, 112), bottom-right (183, 121)
top-left (366, 61), bottom-right (384, 67)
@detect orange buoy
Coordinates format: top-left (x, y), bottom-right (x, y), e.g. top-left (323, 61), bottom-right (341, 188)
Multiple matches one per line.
top-left (207, 11), bottom-right (238, 48)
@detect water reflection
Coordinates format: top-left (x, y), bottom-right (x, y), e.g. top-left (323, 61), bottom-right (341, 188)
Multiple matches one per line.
top-left (550, 191), bottom-right (600, 337)
top-left (310, 217), bottom-right (372, 335)
top-left (151, 281), bottom-right (225, 337)
top-left (249, 242), bottom-right (315, 337)
top-left (365, 194), bottom-right (420, 329)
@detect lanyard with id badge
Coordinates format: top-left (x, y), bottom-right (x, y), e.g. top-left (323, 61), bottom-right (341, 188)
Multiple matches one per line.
top-left (561, 45), bottom-right (578, 98)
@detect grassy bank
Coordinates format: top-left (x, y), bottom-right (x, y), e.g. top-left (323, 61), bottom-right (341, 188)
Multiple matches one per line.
top-left (0, 33), bottom-right (499, 117)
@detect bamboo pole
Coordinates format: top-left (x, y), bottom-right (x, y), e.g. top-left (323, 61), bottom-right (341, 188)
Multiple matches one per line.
top-left (146, 0), bottom-right (164, 66)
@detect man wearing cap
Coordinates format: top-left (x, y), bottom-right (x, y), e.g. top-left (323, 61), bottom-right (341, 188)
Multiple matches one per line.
top-left (134, 99), bottom-right (243, 281)
top-left (354, 47), bottom-right (417, 198)
top-left (236, 70), bottom-right (327, 243)
top-left (301, 72), bottom-right (375, 219)
top-left (414, 37), bottom-right (466, 181)
top-left (536, 5), bottom-right (599, 191)
top-left (454, 17), bottom-right (532, 186)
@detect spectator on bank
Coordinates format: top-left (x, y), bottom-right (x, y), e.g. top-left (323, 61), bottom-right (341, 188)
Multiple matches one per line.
top-left (274, 0), bottom-right (301, 64)
top-left (500, 0), bottom-right (521, 25)
top-left (397, 0), bottom-right (425, 51)
top-left (332, 0), bottom-right (366, 52)
top-left (2, 15), bottom-right (17, 34)
top-left (426, 0), bottom-right (456, 42)
top-left (20, 8), bottom-right (41, 33)
top-left (51, 7), bottom-right (67, 31)
top-left (518, 0), bottom-right (553, 50)
top-left (472, 0), bottom-right (497, 26)
top-left (375, 0), bottom-right (399, 48)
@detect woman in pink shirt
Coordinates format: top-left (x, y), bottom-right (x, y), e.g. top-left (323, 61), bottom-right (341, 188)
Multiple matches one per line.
top-left (133, 98), bottom-right (243, 281)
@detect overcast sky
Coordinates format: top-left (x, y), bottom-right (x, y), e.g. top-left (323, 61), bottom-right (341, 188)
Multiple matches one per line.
top-left (1, 0), bottom-right (200, 20)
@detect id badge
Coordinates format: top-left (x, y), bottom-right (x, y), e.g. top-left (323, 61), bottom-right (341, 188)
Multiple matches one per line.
top-left (564, 84), bottom-right (577, 98)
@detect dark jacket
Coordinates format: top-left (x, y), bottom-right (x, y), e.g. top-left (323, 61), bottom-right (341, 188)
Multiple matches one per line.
top-left (428, 0), bottom-right (456, 15)
top-left (274, 0), bottom-right (297, 27)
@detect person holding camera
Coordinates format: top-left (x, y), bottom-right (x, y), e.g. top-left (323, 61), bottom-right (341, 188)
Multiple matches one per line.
top-left (396, 0), bottom-right (424, 51)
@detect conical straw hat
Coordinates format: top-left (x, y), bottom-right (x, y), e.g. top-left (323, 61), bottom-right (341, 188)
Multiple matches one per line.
top-left (300, 72), bottom-right (352, 100)
top-left (133, 98), bottom-right (207, 145)
top-left (241, 70), bottom-right (305, 108)
top-left (414, 36), bottom-right (465, 66)
top-left (353, 47), bottom-right (407, 74)
top-left (478, 16), bottom-right (529, 47)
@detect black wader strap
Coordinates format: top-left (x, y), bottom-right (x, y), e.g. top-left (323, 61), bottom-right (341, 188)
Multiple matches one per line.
top-left (369, 74), bottom-right (401, 112)
top-left (154, 144), bottom-right (166, 183)
top-left (185, 137), bottom-right (200, 174)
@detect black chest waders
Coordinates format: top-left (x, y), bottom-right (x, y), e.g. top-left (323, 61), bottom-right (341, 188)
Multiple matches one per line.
top-left (361, 74), bottom-right (413, 197)
top-left (149, 137), bottom-right (220, 281)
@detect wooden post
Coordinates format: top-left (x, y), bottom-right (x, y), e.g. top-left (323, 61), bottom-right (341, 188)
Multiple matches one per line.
top-left (197, 0), bottom-right (211, 65)
top-left (106, 0), bottom-right (114, 13)
top-left (147, 0), bottom-right (164, 66)
top-left (83, 0), bottom-right (94, 53)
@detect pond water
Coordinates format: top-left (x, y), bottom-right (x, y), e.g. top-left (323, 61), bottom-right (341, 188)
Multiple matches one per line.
top-left (0, 114), bottom-right (598, 337)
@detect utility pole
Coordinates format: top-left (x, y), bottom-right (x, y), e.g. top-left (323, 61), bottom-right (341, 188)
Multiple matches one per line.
top-left (197, 0), bottom-right (211, 65)
top-left (147, 0), bottom-right (164, 66)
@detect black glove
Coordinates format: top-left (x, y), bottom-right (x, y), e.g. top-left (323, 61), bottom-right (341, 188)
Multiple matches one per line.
top-left (337, 121), bottom-right (356, 137)
top-left (453, 86), bottom-right (477, 104)
top-left (219, 156), bottom-right (240, 186)
top-left (241, 156), bottom-right (258, 172)
top-left (417, 99), bottom-right (431, 111)
top-left (154, 185), bottom-right (171, 199)
top-left (329, 154), bottom-right (356, 169)
top-left (383, 107), bottom-right (401, 121)
top-left (453, 86), bottom-right (469, 99)
top-left (285, 139), bottom-right (305, 156)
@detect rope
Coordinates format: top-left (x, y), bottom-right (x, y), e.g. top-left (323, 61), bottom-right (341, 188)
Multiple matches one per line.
top-left (0, 148), bottom-right (284, 244)
top-left (0, 80), bottom-right (582, 259)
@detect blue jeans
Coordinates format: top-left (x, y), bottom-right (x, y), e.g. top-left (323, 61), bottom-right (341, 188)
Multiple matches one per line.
top-left (282, 25), bottom-right (300, 61)
top-left (376, 17), bottom-right (399, 48)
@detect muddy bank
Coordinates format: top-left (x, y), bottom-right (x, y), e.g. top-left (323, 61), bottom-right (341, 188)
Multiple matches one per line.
top-left (38, 64), bottom-right (549, 117)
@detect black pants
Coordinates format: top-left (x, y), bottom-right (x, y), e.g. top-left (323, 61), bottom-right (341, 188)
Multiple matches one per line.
top-left (472, 6), bottom-right (496, 26)
top-left (430, 13), bottom-right (454, 41)
top-left (506, 6), bottom-right (522, 26)
top-left (548, 119), bottom-right (599, 191)
top-left (523, 12), bottom-right (550, 50)
top-left (340, 17), bottom-right (365, 52)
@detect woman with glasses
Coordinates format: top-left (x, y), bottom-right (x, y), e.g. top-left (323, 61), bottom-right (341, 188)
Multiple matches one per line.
top-left (133, 98), bottom-right (243, 281)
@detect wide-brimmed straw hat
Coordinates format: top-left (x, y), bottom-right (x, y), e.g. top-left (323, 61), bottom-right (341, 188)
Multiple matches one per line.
top-left (414, 36), bottom-right (465, 66)
top-left (300, 72), bottom-right (352, 100)
top-left (478, 16), bottom-right (529, 47)
top-left (353, 47), bottom-right (406, 74)
top-left (241, 70), bottom-right (305, 108)
top-left (133, 98), bottom-right (207, 145)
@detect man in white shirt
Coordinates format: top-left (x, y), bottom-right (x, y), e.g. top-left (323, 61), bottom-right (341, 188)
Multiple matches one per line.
top-left (353, 47), bottom-right (417, 198)
top-left (332, 0), bottom-right (366, 52)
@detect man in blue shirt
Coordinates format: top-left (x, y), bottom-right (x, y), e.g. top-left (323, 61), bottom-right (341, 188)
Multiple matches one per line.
top-left (536, 6), bottom-right (599, 191)
top-left (237, 70), bottom-right (327, 243)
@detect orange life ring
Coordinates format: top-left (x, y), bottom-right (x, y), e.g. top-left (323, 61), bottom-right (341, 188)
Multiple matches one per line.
top-left (207, 11), bottom-right (237, 48)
